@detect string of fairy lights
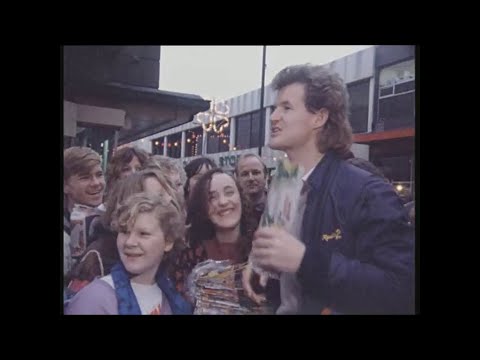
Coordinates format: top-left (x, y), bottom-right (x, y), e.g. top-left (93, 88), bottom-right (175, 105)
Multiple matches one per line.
top-left (195, 98), bottom-right (230, 134)
top-left (151, 98), bottom-right (238, 156)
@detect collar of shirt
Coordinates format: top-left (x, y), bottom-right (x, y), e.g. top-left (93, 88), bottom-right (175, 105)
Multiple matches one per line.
top-left (301, 159), bottom-right (321, 182)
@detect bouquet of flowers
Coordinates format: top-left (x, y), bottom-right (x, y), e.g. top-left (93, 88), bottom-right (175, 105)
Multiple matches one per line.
top-left (250, 158), bottom-right (305, 280)
top-left (187, 260), bottom-right (272, 315)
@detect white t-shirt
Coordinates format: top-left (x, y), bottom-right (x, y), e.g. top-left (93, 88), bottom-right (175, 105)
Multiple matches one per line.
top-left (101, 275), bottom-right (164, 315)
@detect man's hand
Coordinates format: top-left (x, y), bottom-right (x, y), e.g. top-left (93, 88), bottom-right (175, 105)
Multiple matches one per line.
top-left (242, 262), bottom-right (267, 305)
top-left (251, 226), bottom-right (306, 274)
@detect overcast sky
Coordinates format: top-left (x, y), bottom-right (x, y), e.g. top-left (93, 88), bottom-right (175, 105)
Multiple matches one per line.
top-left (159, 45), bottom-right (372, 101)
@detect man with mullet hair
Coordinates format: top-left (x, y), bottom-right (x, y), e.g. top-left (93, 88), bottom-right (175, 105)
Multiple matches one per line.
top-left (243, 64), bottom-right (414, 314)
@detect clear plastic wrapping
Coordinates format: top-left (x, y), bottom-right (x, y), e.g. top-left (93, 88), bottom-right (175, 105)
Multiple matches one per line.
top-left (187, 260), bottom-right (272, 315)
top-left (250, 159), bottom-right (305, 280)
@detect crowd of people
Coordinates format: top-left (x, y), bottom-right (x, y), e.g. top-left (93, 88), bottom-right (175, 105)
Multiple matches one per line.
top-left (63, 63), bottom-right (415, 315)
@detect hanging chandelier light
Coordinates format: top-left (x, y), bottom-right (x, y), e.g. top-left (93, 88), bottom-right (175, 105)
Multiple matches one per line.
top-left (195, 98), bottom-right (230, 134)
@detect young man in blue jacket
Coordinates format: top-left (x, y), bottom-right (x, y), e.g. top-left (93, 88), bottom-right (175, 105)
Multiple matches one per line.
top-left (243, 64), bottom-right (414, 314)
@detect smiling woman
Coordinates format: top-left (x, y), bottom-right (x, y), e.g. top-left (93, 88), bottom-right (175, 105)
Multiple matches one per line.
top-left (171, 168), bottom-right (259, 299)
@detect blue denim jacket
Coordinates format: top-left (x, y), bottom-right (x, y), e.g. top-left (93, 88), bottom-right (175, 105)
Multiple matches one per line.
top-left (157, 273), bottom-right (193, 315)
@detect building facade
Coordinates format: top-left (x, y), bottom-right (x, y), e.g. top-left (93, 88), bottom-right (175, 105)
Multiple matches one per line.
top-left (125, 45), bottom-right (415, 199)
top-left (354, 45), bottom-right (415, 202)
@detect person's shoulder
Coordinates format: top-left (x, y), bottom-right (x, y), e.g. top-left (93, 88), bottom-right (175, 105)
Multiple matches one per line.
top-left (339, 161), bottom-right (392, 191)
top-left (99, 274), bottom-right (114, 287)
top-left (64, 278), bottom-right (116, 315)
top-left (88, 277), bottom-right (113, 289)
top-left (344, 166), bottom-right (405, 222)
top-left (332, 161), bottom-right (373, 197)
top-left (340, 161), bottom-right (374, 182)
top-left (330, 161), bottom-right (396, 217)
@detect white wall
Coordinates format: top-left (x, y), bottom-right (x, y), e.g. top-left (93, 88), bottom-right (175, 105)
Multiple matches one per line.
top-left (351, 143), bottom-right (369, 160)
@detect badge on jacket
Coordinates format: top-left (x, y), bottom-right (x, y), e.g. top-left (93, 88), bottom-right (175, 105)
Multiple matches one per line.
top-left (322, 228), bottom-right (342, 242)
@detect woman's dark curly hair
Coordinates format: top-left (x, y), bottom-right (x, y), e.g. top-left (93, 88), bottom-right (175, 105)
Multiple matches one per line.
top-left (184, 157), bottom-right (217, 200)
top-left (186, 168), bottom-right (258, 260)
top-left (271, 63), bottom-right (353, 157)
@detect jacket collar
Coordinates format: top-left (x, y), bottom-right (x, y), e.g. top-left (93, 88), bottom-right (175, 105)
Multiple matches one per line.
top-left (306, 150), bottom-right (341, 191)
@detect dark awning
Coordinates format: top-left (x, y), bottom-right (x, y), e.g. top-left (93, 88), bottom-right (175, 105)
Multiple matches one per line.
top-left (64, 81), bottom-right (210, 145)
